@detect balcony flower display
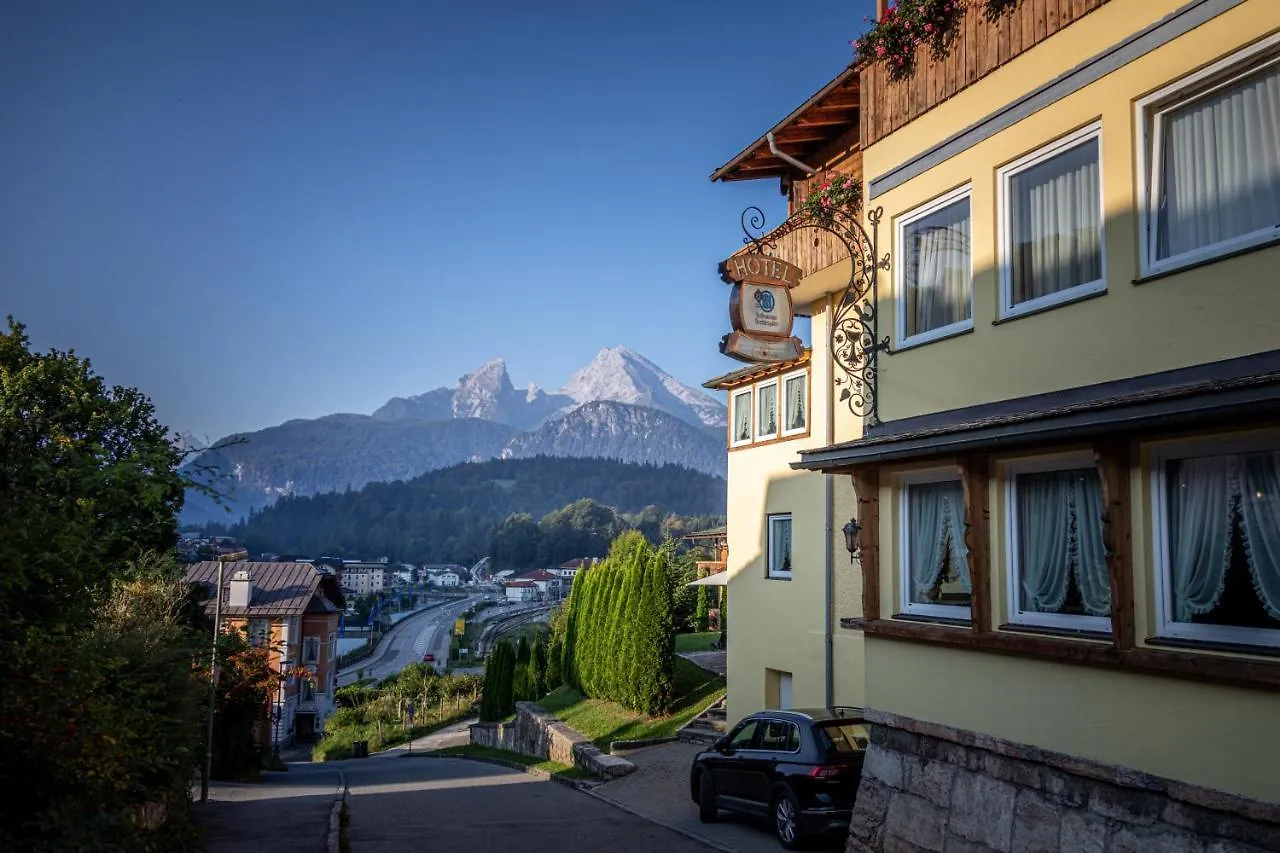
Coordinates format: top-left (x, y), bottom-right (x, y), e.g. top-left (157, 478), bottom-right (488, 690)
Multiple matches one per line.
top-left (801, 172), bottom-right (862, 225)
top-left (853, 0), bottom-right (1020, 81)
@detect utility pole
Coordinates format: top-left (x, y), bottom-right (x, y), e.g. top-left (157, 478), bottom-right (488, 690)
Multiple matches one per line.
top-left (200, 550), bottom-right (245, 803)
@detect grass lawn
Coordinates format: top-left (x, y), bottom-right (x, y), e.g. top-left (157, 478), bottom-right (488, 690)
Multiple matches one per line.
top-left (428, 745), bottom-right (593, 780)
top-left (674, 632), bottom-right (720, 653)
top-left (537, 656), bottom-right (725, 750)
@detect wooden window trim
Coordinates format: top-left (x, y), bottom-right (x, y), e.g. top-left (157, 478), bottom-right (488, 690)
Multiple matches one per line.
top-left (958, 455), bottom-right (992, 634)
top-left (852, 469), bottom-right (881, 621)
top-left (844, 616), bottom-right (1280, 693)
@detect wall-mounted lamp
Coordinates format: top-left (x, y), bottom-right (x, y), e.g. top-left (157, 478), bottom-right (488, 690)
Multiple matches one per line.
top-left (842, 518), bottom-right (862, 563)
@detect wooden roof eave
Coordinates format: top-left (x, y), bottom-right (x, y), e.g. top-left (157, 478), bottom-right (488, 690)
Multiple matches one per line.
top-left (709, 64), bottom-right (862, 184)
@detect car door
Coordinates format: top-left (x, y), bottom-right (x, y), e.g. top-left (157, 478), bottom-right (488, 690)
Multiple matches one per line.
top-left (745, 718), bottom-right (797, 808)
top-left (710, 718), bottom-right (762, 803)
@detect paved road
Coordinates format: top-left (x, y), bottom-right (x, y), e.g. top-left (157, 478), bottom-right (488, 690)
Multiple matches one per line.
top-left (338, 595), bottom-right (485, 686)
top-left (197, 748), bottom-right (718, 853)
top-left (345, 757), bottom-right (718, 853)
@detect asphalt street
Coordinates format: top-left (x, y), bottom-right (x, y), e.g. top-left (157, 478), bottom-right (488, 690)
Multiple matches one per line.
top-left (337, 594), bottom-right (484, 686)
top-left (198, 750), bottom-right (718, 853)
top-left (344, 757), bottom-right (719, 853)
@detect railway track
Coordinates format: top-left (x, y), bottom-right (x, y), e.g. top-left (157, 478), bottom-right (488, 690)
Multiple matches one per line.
top-left (473, 605), bottom-right (552, 657)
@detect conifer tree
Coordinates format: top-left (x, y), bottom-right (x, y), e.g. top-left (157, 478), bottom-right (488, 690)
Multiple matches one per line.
top-left (531, 632), bottom-right (548, 699)
top-left (695, 584), bottom-right (709, 632)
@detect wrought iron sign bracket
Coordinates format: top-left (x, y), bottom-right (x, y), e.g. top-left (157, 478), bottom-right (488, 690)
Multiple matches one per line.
top-left (737, 204), bottom-right (891, 427)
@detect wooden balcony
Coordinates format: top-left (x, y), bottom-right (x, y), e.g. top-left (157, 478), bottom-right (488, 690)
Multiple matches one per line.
top-left (859, 0), bottom-right (1112, 147)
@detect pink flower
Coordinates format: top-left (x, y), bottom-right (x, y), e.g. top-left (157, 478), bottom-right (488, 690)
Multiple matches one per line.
top-left (924, 22), bottom-right (933, 32)
top-left (876, 45), bottom-right (886, 56)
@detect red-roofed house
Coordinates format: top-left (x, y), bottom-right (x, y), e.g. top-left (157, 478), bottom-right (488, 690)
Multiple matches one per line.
top-left (503, 580), bottom-right (538, 603)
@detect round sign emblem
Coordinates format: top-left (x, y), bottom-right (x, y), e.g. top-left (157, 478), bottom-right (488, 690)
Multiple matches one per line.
top-left (754, 289), bottom-right (776, 312)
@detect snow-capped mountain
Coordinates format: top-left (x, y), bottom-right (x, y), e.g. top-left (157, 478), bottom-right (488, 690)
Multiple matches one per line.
top-left (560, 346), bottom-right (726, 428)
top-left (372, 347), bottom-right (725, 429)
top-left (182, 348), bottom-right (727, 524)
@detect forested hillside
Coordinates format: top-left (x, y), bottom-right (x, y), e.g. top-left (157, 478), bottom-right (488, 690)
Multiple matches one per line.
top-left (213, 456), bottom-right (725, 566)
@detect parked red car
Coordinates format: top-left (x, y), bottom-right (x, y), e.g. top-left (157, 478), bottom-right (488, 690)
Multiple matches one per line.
top-left (423, 653), bottom-right (435, 663)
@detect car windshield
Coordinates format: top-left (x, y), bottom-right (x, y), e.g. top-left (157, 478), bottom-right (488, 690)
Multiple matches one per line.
top-left (814, 721), bottom-right (870, 756)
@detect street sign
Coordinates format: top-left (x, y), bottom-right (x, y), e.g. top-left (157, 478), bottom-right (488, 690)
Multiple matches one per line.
top-left (454, 618), bottom-right (465, 636)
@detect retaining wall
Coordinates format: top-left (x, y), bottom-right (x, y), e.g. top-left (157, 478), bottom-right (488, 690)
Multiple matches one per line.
top-left (469, 701), bottom-right (634, 780)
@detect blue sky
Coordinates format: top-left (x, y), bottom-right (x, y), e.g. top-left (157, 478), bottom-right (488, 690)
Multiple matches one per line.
top-left (1, 1), bottom-right (872, 440)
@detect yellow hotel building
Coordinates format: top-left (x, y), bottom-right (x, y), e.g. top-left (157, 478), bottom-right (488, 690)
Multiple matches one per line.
top-left (707, 0), bottom-right (1280, 848)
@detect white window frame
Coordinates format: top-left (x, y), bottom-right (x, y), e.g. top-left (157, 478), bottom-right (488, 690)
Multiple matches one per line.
top-left (1136, 35), bottom-right (1280, 278)
top-left (766, 513), bottom-right (793, 580)
top-left (997, 122), bottom-right (1106, 320)
top-left (755, 378), bottom-right (780, 442)
top-left (302, 636), bottom-right (320, 664)
top-left (895, 184), bottom-right (974, 349)
top-left (1151, 431), bottom-right (1280, 649)
top-left (1003, 456), bottom-right (1113, 633)
top-left (780, 368), bottom-right (809, 437)
top-left (730, 387), bottom-right (754, 448)
top-left (898, 470), bottom-right (972, 620)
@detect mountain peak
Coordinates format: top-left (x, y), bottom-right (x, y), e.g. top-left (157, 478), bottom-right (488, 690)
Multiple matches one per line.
top-left (560, 346), bottom-right (726, 428)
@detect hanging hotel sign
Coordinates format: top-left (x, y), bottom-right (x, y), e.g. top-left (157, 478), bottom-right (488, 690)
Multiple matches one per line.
top-left (718, 254), bottom-right (804, 364)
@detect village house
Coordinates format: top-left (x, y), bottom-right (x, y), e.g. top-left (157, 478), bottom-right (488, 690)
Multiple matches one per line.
top-left (708, 0), bottom-right (1280, 848)
top-left (185, 561), bottom-right (345, 747)
top-left (504, 580), bottom-right (538, 603)
top-left (339, 561), bottom-right (388, 596)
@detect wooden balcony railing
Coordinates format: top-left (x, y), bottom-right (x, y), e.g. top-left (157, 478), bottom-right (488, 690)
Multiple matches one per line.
top-left (859, 0), bottom-right (1111, 147)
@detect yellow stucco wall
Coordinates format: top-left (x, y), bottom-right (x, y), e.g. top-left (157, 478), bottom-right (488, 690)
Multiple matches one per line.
top-left (722, 299), bottom-right (867, 724)
top-left (860, 0), bottom-right (1280, 423)
top-left (865, 637), bottom-right (1280, 803)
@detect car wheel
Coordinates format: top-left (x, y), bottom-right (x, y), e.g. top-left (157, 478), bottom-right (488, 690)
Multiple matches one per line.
top-left (697, 772), bottom-right (718, 823)
top-left (772, 788), bottom-right (804, 850)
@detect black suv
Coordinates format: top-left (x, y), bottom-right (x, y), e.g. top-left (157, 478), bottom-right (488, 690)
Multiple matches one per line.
top-left (689, 707), bottom-right (868, 849)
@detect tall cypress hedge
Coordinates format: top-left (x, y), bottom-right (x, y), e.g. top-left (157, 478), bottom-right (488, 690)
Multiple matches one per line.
top-left (479, 640), bottom-right (517, 721)
top-left (557, 532), bottom-right (676, 715)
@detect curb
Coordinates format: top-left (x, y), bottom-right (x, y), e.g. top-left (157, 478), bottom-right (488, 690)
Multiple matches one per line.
top-left (609, 735), bottom-right (678, 751)
top-left (400, 753), bottom-right (601, 790)
top-left (583, 787), bottom-right (738, 853)
top-left (326, 771), bottom-right (348, 853)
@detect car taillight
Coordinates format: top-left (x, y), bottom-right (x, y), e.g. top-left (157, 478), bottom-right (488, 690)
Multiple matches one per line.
top-left (809, 765), bottom-right (844, 779)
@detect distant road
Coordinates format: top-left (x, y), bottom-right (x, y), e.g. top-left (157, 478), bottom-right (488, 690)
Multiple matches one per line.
top-left (336, 594), bottom-right (485, 686)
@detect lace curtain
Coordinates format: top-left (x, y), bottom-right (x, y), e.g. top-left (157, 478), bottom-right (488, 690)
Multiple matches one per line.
top-left (904, 198), bottom-right (971, 337)
top-left (1157, 63), bottom-right (1280, 260)
top-left (785, 376), bottom-right (806, 431)
top-left (734, 392), bottom-right (751, 442)
top-left (1169, 452), bottom-right (1280, 622)
top-left (1016, 469), bottom-right (1111, 617)
top-left (770, 517), bottom-right (792, 574)
top-left (1008, 138), bottom-right (1102, 304)
top-left (907, 481), bottom-right (970, 603)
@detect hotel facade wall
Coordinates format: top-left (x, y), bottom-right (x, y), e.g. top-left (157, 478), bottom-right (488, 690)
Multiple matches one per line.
top-left (723, 302), bottom-right (868, 724)
top-left (861, 0), bottom-right (1280, 422)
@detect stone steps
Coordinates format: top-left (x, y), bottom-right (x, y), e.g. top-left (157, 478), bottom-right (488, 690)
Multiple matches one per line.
top-left (676, 698), bottom-right (728, 745)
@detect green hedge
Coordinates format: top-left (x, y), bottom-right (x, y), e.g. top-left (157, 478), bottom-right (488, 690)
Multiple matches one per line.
top-left (557, 532), bottom-right (675, 715)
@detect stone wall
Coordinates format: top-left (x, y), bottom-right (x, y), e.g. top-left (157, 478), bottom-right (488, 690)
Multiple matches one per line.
top-left (469, 701), bottom-right (634, 780)
top-left (846, 710), bottom-right (1280, 853)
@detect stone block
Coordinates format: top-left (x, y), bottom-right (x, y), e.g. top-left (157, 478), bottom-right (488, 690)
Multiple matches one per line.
top-left (1060, 810), bottom-right (1107, 853)
top-left (884, 835), bottom-right (928, 853)
top-left (903, 755), bottom-right (958, 806)
top-left (1090, 784), bottom-right (1163, 826)
top-left (1107, 825), bottom-right (1206, 853)
top-left (943, 836), bottom-right (998, 853)
top-left (1042, 769), bottom-right (1091, 809)
top-left (949, 770), bottom-right (1016, 852)
top-left (849, 779), bottom-right (892, 843)
top-left (865, 744), bottom-right (905, 789)
top-left (885, 792), bottom-right (948, 852)
top-left (1010, 789), bottom-right (1063, 853)
top-left (982, 752), bottom-right (1043, 790)
top-left (884, 727), bottom-right (923, 757)
top-left (1206, 841), bottom-right (1271, 853)
top-left (919, 736), bottom-right (970, 769)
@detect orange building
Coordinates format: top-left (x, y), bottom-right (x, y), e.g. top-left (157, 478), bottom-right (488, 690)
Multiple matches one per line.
top-left (186, 561), bottom-right (345, 746)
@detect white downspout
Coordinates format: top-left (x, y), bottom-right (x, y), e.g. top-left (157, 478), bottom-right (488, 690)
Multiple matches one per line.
top-left (767, 132), bottom-right (818, 176)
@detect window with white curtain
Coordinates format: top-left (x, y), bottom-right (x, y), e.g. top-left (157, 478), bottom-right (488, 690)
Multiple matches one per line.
top-left (897, 187), bottom-right (973, 347)
top-left (731, 388), bottom-right (753, 447)
top-left (302, 636), bottom-right (320, 664)
top-left (767, 514), bottom-right (792, 579)
top-left (900, 476), bottom-right (972, 618)
top-left (1007, 462), bottom-right (1111, 631)
top-left (757, 380), bottom-right (779, 441)
top-left (999, 123), bottom-right (1105, 318)
top-left (1153, 438), bottom-right (1280, 648)
top-left (1139, 39), bottom-right (1280, 275)
top-left (782, 370), bottom-right (808, 436)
